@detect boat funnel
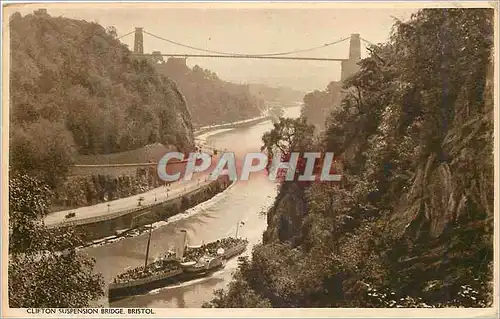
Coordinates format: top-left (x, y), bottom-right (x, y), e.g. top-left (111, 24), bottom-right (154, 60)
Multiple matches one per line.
top-left (176, 229), bottom-right (188, 259)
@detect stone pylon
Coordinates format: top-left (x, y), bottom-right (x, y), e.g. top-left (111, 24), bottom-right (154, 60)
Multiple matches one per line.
top-left (134, 27), bottom-right (144, 54)
top-left (340, 34), bottom-right (361, 82)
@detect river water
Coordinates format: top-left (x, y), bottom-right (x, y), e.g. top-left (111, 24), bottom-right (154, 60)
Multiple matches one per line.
top-left (86, 106), bottom-right (301, 308)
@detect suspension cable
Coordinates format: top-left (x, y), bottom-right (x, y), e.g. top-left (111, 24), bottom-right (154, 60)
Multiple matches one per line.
top-left (117, 30), bottom-right (135, 40)
top-left (143, 30), bottom-right (351, 57)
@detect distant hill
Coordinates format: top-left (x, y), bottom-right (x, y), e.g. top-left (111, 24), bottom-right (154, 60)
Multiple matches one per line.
top-left (9, 10), bottom-right (194, 187)
top-left (247, 84), bottom-right (305, 106)
top-left (155, 58), bottom-right (264, 127)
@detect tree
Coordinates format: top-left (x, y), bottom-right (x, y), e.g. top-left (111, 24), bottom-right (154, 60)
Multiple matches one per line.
top-left (10, 120), bottom-right (76, 189)
top-left (106, 26), bottom-right (117, 39)
top-left (202, 256), bottom-right (273, 308)
top-left (8, 174), bottom-right (104, 307)
top-left (268, 104), bottom-right (284, 123)
top-left (261, 117), bottom-right (315, 160)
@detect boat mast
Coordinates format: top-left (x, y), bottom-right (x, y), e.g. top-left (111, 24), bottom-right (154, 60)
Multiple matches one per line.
top-left (235, 220), bottom-right (245, 239)
top-left (144, 222), bottom-right (153, 270)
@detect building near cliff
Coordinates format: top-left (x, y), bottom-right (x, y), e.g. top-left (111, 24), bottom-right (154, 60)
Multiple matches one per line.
top-left (164, 57), bottom-right (190, 75)
top-left (152, 51), bottom-right (165, 64)
top-left (34, 9), bottom-right (49, 16)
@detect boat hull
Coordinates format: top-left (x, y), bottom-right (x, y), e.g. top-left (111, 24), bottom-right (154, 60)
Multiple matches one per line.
top-left (108, 264), bottom-right (224, 302)
top-left (179, 262), bottom-right (224, 281)
top-left (108, 241), bottom-right (248, 302)
top-left (108, 268), bottom-right (183, 302)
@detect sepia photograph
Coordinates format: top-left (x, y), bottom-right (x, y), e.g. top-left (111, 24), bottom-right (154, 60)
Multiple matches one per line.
top-left (1, 1), bottom-right (498, 316)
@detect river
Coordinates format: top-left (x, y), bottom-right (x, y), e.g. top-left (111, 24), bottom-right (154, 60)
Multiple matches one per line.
top-left (85, 105), bottom-right (301, 308)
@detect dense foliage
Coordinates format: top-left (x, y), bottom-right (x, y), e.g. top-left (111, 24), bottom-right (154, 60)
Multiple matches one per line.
top-left (9, 174), bottom-right (104, 307)
top-left (204, 8), bottom-right (494, 308)
top-left (156, 58), bottom-right (264, 127)
top-left (9, 11), bottom-right (194, 187)
top-left (52, 172), bottom-right (156, 210)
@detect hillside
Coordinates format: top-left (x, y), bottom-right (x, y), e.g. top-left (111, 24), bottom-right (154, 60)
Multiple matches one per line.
top-left (205, 8), bottom-right (494, 308)
top-left (74, 142), bottom-right (175, 165)
top-left (9, 11), bottom-right (194, 187)
top-left (155, 58), bottom-right (263, 127)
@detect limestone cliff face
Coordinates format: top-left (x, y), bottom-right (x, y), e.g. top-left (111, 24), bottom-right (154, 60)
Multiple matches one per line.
top-left (263, 183), bottom-right (307, 245)
top-left (163, 77), bottom-right (195, 152)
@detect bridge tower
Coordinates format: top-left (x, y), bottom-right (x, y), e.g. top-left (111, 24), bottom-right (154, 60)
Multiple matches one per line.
top-left (340, 33), bottom-right (361, 82)
top-left (134, 27), bottom-right (144, 54)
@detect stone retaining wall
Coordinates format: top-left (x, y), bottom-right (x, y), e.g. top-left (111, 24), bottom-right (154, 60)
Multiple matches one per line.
top-left (51, 175), bottom-right (232, 242)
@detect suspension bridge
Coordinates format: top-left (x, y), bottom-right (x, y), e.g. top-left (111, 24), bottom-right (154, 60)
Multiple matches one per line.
top-left (118, 28), bottom-right (374, 82)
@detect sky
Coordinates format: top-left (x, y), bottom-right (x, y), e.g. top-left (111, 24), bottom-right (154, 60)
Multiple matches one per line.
top-left (8, 3), bottom-right (420, 92)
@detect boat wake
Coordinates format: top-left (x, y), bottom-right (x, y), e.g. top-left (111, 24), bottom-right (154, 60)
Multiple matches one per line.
top-left (146, 269), bottom-right (226, 295)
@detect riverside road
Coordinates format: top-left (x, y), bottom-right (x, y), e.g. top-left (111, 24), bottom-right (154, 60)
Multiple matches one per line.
top-left (44, 171), bottom-right (211, 228)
